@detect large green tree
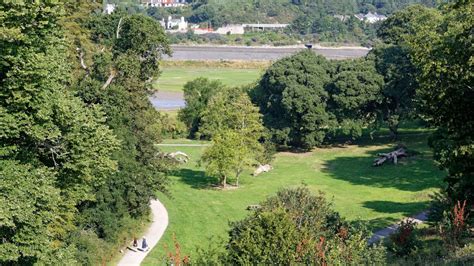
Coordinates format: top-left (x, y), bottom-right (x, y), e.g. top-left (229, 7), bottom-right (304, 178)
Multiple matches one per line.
top-left (369, 4), bottom-right (442, 137)
top-left (405, 1), bottom-right (473, 203)
top-left (200, 89), bottom-right (264, 187)
top-left (0, 1), bottom-right (118, 263)
top-left (252, 50), bottom-right (334, 149)
top-left (327, 58), bottom-right (384, 138)
top-left (73, 10), bottom-right (173, 248)
top-left (178, 77), bottom-right (225, 138)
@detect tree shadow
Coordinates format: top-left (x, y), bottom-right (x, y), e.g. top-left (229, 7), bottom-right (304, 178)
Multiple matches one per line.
top-left (321, 146), bottom-right (441, 191)
top-left (355, 217), bottom-right (400, 232)
top-left (356, 200), bottom-right (430, 231)
top-left (171, 168), bottom-right (217, 190)
top-left (363, 200), bottom-right (430, 217)
top-left (326, 133), bottom-right (431, 148)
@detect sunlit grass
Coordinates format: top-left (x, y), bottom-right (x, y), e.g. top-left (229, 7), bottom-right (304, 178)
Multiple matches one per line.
top-left (155, 67), bottom-right (263, 92)
top-left (143, 134), bottom-right (444, 264)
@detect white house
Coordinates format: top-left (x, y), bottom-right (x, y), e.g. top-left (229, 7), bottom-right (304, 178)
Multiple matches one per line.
top-left (354, 12), bottom-right (387, 23)
top-left (104, 4), bottom-right (115, 14)
top-left (167, 16), bottom-right (188, 31)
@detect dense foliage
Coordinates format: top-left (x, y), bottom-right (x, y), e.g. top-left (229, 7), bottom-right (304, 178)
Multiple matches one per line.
top-left (178, 78), bottom-right (226, 138)
top-left (1, 1), bottom-right (172, 264)
top-left (0, 2), bottom-right (118, 264)
top-left (252, 51), bottom-right (333, 149)
top-left (200, 89), bottom-right (265, 187)
top-left (404, 1), bottom-right (473, 204)
top-left (197, 187), bottom-right (386, 264)
top-left (252, 50), bottom-right (384, 149)
top-left (368, 4), bottom-right (442, 137)
top-left (72, 9), bottom-right (173, 262)
top-left (144, 0), bottom-right (438, 45)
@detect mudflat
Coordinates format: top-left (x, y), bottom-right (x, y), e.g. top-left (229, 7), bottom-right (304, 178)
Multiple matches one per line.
top-left (165, 45), bottom-right (370, 61)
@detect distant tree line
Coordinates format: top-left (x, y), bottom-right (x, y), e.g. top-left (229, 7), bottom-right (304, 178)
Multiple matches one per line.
top-left (143, 0), bottom-right (438, 45)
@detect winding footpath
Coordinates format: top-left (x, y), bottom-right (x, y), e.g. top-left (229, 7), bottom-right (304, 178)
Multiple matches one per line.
top-left (118, 199), bottom-right (168, 266)
top-left (368, 211), bottom-right (429, 245)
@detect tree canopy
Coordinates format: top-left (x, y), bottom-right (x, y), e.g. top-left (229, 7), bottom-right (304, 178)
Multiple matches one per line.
top-left (404, 1), bottom-right (473, 203)
top-left (200, 89), bottom-right (264, 187)
top-left (252, 50), bottom-right (334, 149)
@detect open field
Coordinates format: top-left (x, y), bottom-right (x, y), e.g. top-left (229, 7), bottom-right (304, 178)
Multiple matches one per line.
top-left (155, 66), bottom-right (264, 93)
top-left (142, 134), bottom-right (444, 264)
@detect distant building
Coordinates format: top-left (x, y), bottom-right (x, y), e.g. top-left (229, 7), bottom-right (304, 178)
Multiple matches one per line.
top-left (166, 16), bottom-right (188, 31)
top-left (333, 15), bottom-right (350, 22)
top-left (141, 0), bottom-right (187, 8)
top-left (354, 12), bottom-right (387, 23)
top-left (104, 4), bottom-right (115, 14)
top-left (215, 25), bottom-right (245, 35)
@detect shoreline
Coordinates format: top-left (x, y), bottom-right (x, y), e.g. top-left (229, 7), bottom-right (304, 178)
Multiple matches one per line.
top-left (170, 43), bottom-right (371, 50)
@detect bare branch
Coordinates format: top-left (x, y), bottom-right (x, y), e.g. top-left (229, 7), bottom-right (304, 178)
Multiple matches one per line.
top-left (101, 69), bottom-right (116, 90)
top-left (76, 47), bottom-right (87, 70)
top-left (116, 17), bottom-right (123, 39)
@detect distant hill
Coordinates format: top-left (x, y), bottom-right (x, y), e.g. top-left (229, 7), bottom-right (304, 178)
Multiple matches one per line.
top-left (180, 0), bottom-right (438, 27)
top-left (130, 0), bottom-right (440, 45)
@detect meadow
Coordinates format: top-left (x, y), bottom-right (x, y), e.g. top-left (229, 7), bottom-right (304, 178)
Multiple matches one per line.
top-left (155, 66), bottom-right (264, 93)
top-left (142, 133), bottom-right (444, 264)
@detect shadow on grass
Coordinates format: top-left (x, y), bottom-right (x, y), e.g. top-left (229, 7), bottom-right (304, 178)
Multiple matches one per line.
top-left (325, 132), bottom-right (432, 148)
top-left (356, 200), bottom-right (430, 231)
top-left (363, 200), bottom-right (430, 216)
top-left (321, 146), bottom-right (441, 192)
top-left (355, 217), bottom-right (400, 232)
top-left (172, 168), bottom-right (217, 189)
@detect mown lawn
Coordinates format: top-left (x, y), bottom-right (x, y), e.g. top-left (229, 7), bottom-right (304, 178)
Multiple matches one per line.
top-left (155, 67), bottom-right (263, 92)
top-left (143, 134), bottom-right (444, 265)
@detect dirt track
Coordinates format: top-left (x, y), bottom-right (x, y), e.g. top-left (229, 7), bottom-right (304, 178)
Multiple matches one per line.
top-left (165, 45), bottom-right (369, 61)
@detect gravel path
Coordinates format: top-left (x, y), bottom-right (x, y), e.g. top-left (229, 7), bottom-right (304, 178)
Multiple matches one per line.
top-left (118, 199), bottom-right (168, 266)
top-left (368, 211), bottom-right (429, 245)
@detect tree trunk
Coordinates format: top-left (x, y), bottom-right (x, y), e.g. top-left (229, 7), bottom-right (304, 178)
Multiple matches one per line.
top-left (389, 123), bottom-right (399, 140)
top-left (221, 175), bottom-right (227, 188)
top-left (235, 169), bottom-right (242, 187)
top-left (373, 148), bottom-right (407, 166)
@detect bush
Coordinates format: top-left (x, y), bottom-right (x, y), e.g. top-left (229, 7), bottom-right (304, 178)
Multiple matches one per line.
top-left (196, 187), bottom-right (386, 264)
top-left (439, 200), bottom-right (470, 250)
top-left (388, 219), bottom-right (421, 256)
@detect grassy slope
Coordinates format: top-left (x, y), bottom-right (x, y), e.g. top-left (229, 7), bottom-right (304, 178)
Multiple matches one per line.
top-left (155, 67), bottom-right (264, 92)
top-left (143, 134), bottom-right (444, 264)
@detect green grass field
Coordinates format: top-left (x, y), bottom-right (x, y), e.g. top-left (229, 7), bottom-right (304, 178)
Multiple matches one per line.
top-left (142, 134), bottom-right (444, 264)
top-left (155, 67), bottom-right (264, 92)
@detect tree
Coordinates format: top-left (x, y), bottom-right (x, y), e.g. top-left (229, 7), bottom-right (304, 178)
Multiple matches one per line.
top-left (0, 1), bottom-right (118, 263)
top-left (327, 58), bottom-right (384, 138)
top-left (369, 5), bottom-right (442, 137)
top-left (200, 90), bottom-right (264, 187)
top-left (0, 161), bottom-right (76, 265)
top-left (252, 50), bottom-right (334, 149)
top-left (405, 1), bottom-right (473, 203)
top-left (178, 78), bottom-right (225, 138)
top-left (73, 11), bottom-right (173, 247)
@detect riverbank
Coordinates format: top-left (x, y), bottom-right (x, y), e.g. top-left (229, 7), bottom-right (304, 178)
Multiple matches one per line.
top-left (165, 45), bottom-right (370, 61)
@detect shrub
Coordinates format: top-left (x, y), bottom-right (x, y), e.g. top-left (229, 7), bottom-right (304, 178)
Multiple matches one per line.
top-left (209, 187), bottom-right (387, 264)
top-left (439, 200), bottom-right (470, 250)
top-left (163, 234), bottom-right (190, 266)
top-left (388, 219), bottom-right (421, 256)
